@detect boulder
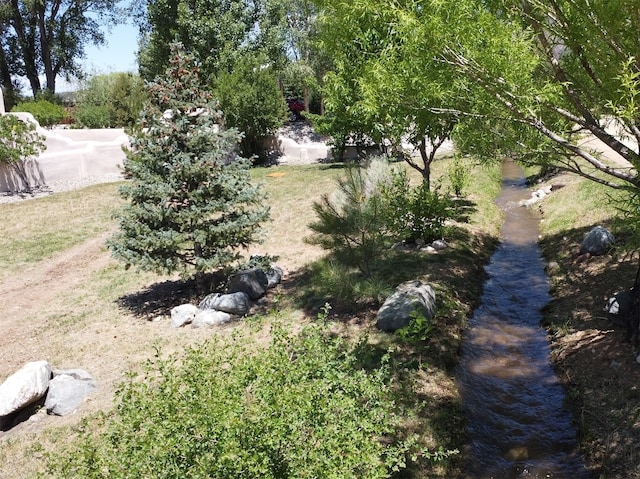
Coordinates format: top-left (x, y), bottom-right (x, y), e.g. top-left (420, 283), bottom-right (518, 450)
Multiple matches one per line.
top-left (170, 304), bottom-right (199, 328)
top-left (199, 292), bottom-right (251, 316)
top-left (0, 361), bottom-right (51, 417)
top-left (227, 268), bottom-right (268, 299)
top-left (376, 280), bottom-right (436, 332)
top-left (192, 309), bottom-right (232, 328)
top-left (266, 265), bottom-right (283, 289)
top-left (45, 370), bottom-right (96, 416)
top-left (580, 226), bottom-right (615, 256)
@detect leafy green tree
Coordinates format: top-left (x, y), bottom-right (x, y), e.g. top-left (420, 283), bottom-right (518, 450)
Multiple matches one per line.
top-left (0, 114), bottom-right (46, 191)
top-left (107, 44), bottom-right (270, 280)
top-left (0, 0), bottom-right (122, 96)
top-left (136, 0), bottom-right (286, 81)
top-left (74, 72), bottom-right (147, 128)
top-left (214, 55), bottom-right (288, 160)
top-left (314, 0), bottom-right (461, 186)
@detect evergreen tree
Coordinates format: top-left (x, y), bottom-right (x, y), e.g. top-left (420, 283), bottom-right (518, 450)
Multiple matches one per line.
top-left (108, 44), bottom-right (270, 279)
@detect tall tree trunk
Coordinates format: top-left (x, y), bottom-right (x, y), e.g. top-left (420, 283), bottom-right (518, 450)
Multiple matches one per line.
top-left (418, 137), bottom-right (431, 188)
top-left (0, 46), bottom-right (14, 111)
top-left (37, 6), bottom-right (55, 93)
top-left (10, 0), bottom-right (41, 96)
top-left (303, 85), bottom-right (309, 113)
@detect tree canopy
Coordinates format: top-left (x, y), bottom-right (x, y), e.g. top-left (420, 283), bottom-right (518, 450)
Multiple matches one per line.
top-left (0, 0), bottom-right (122, 97)
top-left (313, 0), bottom-right (640, 190)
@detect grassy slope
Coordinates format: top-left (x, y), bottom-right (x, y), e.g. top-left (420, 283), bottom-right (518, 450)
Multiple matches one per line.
top-left (535, 169), bottom-right (640, 479)
top-left (0, 157), bottom-right (503, 478)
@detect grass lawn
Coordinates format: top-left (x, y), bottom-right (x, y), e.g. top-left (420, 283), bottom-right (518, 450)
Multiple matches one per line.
top-left (0, 156), bottom-right (503, 478)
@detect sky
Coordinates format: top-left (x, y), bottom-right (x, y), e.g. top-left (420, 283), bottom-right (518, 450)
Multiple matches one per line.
top-left (57, 19), bottom-right (140, 92)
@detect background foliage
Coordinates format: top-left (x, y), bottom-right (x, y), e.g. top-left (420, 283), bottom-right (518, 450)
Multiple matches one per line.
top-left (73, 73), bottom-right (147, 128)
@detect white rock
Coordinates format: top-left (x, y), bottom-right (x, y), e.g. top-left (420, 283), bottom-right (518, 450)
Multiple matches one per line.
top-left (431, 239), bottom-right (448, 250)
top-left (192, 310), bottom-right (232, 328)
top-left (0, 361), bottom-right (51, 416)
top-left (170, 304), bottom-right (199, 328)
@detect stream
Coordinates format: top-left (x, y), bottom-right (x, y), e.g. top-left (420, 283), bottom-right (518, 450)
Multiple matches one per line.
top-left (458, 160), bottom-right (591, 478)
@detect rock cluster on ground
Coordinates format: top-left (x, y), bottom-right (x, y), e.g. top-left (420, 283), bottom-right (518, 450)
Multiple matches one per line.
top-left (0, 361), bottom-right (96, 430)
top-left (391, 239), bottom-right (449, 253)
top-left (170, 265), bottom-right (283, 329)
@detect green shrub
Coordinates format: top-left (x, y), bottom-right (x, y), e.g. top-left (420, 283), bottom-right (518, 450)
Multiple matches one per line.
top-left (381, 168), bottom-right (453, 243)
top-left (12, 99), bottom-right (66, 127)
top-left (73, 105), bottom-right (111, 129)
top-left (447, 155), bottom-right (471, 198)
top-left (47, 322), bottom-right (416, 478)
top-left (73, 72), bottom-right (146, 128)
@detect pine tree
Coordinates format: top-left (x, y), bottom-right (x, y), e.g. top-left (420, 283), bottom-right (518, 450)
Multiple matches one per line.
top-left (108, 43), bottom-right (270, 279)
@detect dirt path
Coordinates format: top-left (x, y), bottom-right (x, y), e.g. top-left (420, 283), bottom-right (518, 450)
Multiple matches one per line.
top-left (0, 235), bottom-right (113, 378)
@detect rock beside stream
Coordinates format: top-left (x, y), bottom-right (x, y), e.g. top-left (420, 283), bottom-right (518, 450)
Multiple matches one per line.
top-left (376, 280), bottom-right (436, 332)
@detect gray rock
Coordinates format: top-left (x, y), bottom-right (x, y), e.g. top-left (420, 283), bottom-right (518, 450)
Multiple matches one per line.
top-left (266, 265), bottom-right (283, 289)
top-left (45, 371), bottom-right (96, 416)
top-left (227, 268), bottom-right (268, 300)
top-left (52, 368), bottom-right (95, 382)
top-left (580, 226), bottom-right (615, 256)
top-left (431, 239), bottom-right (448, 251)
top-left (376, 280), bottom-right (436, 332)
top-left (170, 304), bottom-right (199, 328)
top-left (0, 361), bottom-right (51, 416)
top-left (199, 292), bottom-right (250, 316)
top-left (192, 309), bottom-right (232, 328)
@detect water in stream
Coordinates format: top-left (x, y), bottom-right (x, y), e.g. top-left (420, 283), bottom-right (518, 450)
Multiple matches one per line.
top-left (458, 161), bottom-right (591, 478)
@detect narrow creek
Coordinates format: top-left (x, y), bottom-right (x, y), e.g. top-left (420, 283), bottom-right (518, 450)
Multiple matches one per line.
top-left (458, 160), bottom-right (590, 478)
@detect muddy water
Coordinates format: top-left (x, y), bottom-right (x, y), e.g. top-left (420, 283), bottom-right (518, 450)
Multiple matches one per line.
top-left (458, 161), bottom-right (590, 478)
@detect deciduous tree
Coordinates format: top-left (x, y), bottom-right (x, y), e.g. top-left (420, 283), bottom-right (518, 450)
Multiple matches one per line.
top-left (0, 114), bottom-right (45, 191)
top-left (0, 0), bottom-right (122, 96)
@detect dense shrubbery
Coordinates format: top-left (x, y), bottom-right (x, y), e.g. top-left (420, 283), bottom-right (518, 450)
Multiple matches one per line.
top-left (47, 320), bottom-right (418, 478)
top-left (306, 156), bottom-right (459, 304)
top-left (12, 99), bottom-right (67, 127)
top-left (73, 72), bottom-right (146, 128)
top-left (215, 56), bottom-right (289, 160)
top-left (381, 168), bottom-right (452, 243)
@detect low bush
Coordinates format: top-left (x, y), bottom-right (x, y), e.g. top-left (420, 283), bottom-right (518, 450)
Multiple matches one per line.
top-left (381, 169), bottom-right (453, 243)
top-left (12, 99), bottom-right (66, 127)
top-left (47, 321), bottom-right (417, 478)
top-left (73, 105), bottom-right (111, 129)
